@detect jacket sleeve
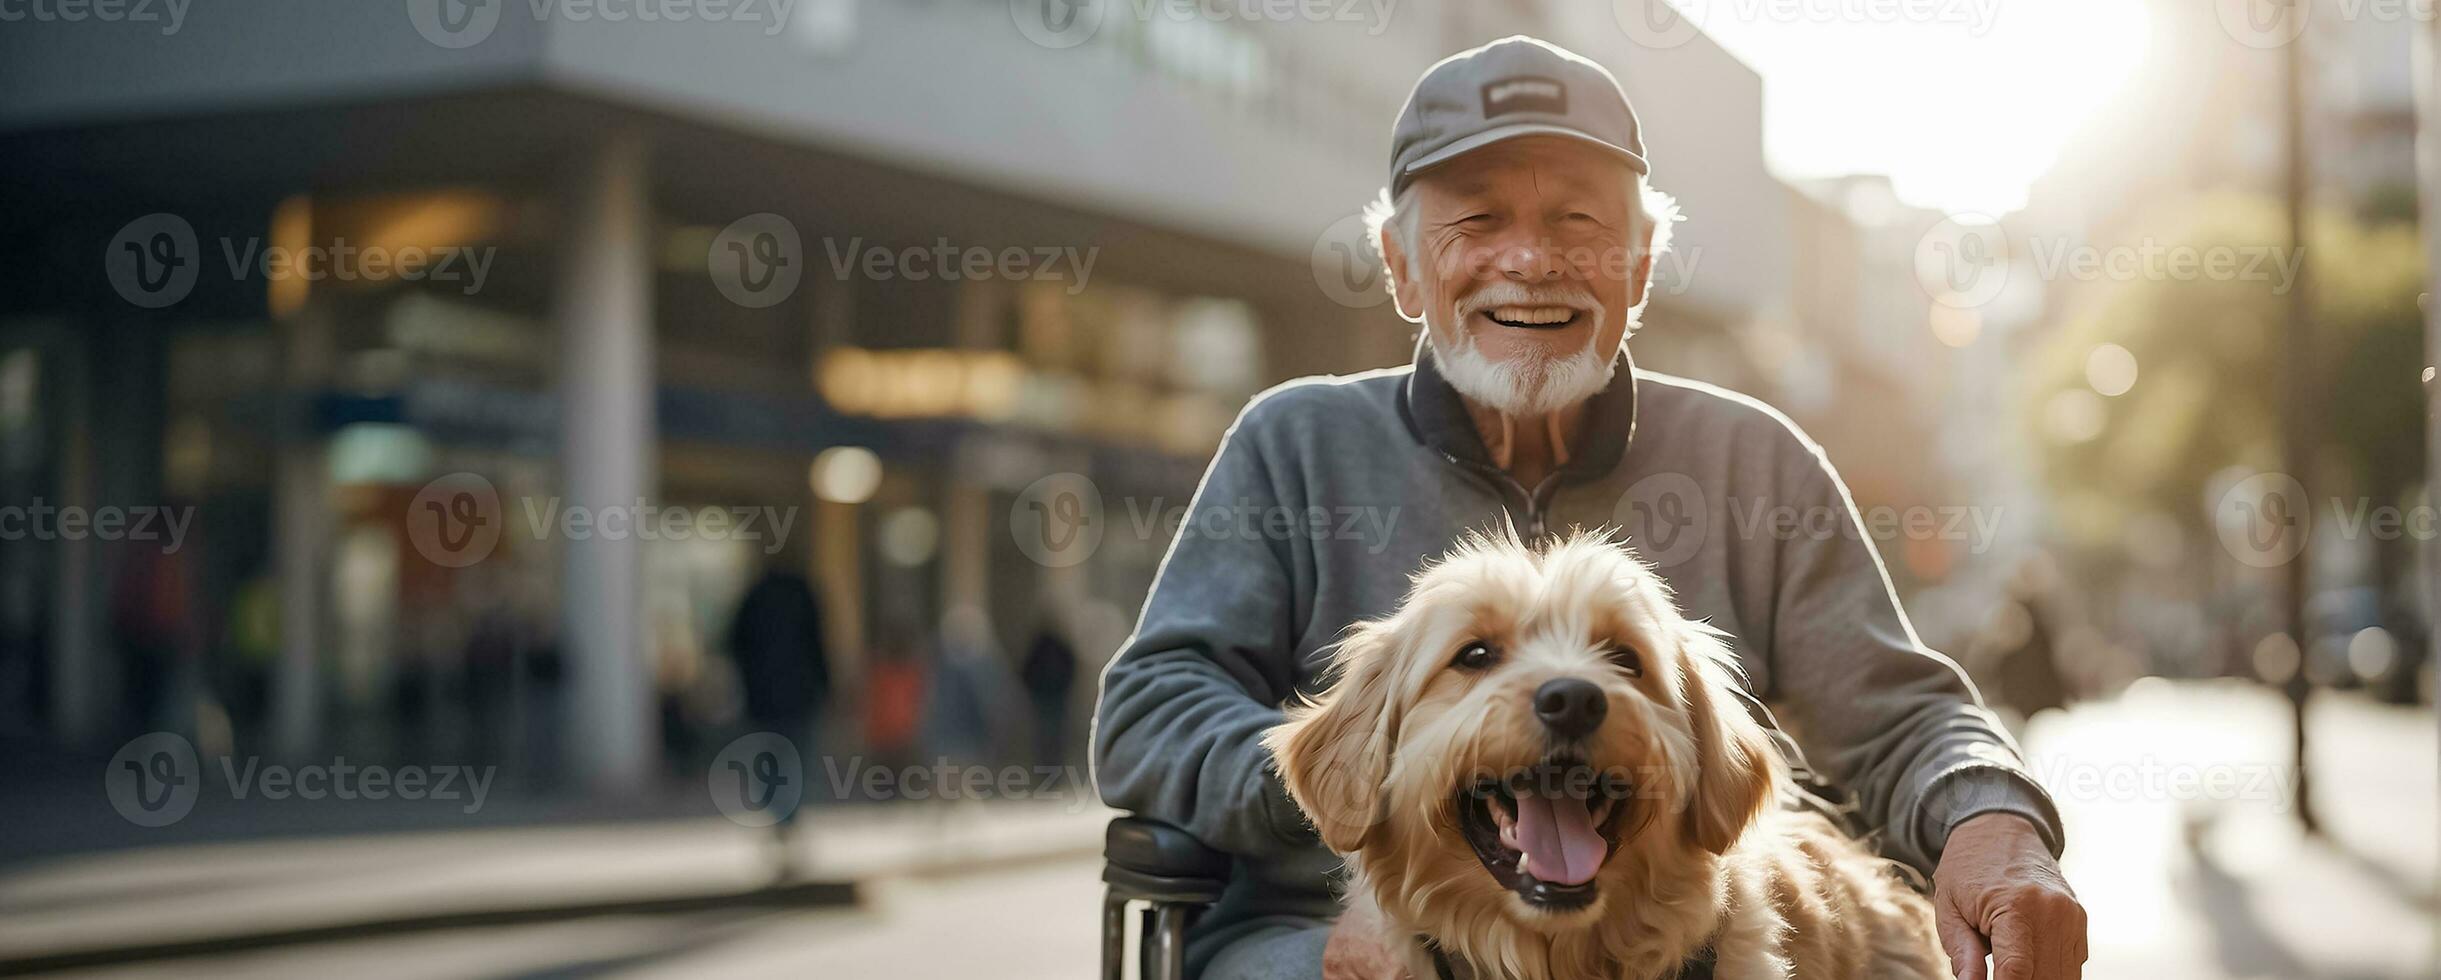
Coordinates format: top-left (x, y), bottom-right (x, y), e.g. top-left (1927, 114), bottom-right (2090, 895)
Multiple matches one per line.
top-left (1763, 441), bottom-right (2065, 874)
top-left (1091, 414), bottom-right (1317, 860)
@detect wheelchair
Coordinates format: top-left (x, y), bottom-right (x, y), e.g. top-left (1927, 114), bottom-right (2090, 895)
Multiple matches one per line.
top-left (1101, 815), bottom-right (1231, 980)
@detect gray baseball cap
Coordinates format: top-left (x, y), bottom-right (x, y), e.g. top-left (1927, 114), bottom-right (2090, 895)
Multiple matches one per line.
top-left (1389, 35), bottom-right (1649, 196)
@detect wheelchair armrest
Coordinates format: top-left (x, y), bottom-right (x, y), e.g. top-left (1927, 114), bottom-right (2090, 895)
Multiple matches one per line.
top-left (1102, 815), bottom-right (1231, 905)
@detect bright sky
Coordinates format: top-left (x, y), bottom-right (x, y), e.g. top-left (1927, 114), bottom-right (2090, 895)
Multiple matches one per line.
top-left (1683, 0), bottom-right (2154, 215)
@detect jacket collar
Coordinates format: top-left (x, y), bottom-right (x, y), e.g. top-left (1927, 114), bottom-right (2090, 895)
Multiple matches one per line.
top-left (1400, 333), bottom-right (1641, 480)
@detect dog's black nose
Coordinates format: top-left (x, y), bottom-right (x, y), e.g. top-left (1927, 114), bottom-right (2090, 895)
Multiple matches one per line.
top-left (1533, 678), bottom-right (1607, 738)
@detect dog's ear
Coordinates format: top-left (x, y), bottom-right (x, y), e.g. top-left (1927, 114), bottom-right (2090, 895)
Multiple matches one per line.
top-left (1264, 623), bottom-right (1399, 854)
top-left (1675, 626), bottom-right (1780, 855)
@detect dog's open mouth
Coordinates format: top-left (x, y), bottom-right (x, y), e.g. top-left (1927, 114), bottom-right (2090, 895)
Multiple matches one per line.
top-left (1457, 759), bottom-right (1632, 912)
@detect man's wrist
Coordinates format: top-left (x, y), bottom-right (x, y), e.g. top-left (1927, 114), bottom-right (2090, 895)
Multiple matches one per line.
top-left (1919, 765), bottom-right (2066, 864)
top-left (1948, 811), bottom-right (2045, 846)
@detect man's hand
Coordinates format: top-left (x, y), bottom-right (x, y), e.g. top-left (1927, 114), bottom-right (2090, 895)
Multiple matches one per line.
top-left (1323, 892), bottom-right (1412, 980)
top-left (1932, 812), bottom-right (2087, 980)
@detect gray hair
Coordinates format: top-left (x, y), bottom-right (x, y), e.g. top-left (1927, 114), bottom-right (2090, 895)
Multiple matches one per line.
top-left (1362, 176), bottom-right (1681, 293)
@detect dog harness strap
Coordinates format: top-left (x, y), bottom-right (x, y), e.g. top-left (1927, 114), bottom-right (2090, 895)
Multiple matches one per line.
top-left (1675, 939), bottom-right (1719, 979)
top-left (1420, 936), bottom-right (1462, 980)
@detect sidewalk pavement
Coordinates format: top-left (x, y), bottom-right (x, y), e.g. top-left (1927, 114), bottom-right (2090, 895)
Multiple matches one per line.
top-left (0, 799), bottom-right (1114, 973)
top-left (5, 679), bottom-right (2430, 978)
top-left (2026, 679), bottom-right (2437, 979)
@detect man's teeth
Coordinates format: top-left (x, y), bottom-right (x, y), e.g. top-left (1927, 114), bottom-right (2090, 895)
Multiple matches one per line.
top-left (1487, 306), bottom-right (1576, 324)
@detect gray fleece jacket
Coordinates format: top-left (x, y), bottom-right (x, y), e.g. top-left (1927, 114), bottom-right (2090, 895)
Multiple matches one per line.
top-left (1091, 345), bottom-right (2062, 969)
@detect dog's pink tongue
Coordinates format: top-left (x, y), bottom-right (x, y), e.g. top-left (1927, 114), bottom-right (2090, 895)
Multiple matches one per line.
top-left (1512, 793), bottom-right (1605, 885)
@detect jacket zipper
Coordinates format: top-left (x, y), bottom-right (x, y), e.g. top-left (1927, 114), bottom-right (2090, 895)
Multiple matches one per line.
top-left (1436, 451), bottom-right (1568, 539)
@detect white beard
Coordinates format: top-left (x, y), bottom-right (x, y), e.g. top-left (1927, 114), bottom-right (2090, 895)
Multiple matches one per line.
top-left (1428, 314), bottom-right (1619, 418)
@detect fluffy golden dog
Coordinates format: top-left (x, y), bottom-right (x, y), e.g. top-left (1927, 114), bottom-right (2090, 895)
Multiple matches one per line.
top-left (1266, 534), bottom-right (1946, 979)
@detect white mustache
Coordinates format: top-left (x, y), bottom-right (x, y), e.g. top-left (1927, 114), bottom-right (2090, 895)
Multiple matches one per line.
top-left (1458, 282), bottom-right (1600, 317)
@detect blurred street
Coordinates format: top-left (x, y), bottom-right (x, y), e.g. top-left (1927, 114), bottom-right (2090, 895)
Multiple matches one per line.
top-left (6, 679), bottom-right (2429, 979)
top-left (1, 2), bottom-right (2437, 977)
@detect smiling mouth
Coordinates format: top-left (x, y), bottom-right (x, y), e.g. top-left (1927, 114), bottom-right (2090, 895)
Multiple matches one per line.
top-left (1474, 306), bottom-right (1586, 331)
top-left (1457, 759), bottom-right (1633, 912)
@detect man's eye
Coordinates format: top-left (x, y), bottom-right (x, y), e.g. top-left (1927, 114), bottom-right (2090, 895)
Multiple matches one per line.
top-left (1606, 644), bottom-right (1643, 677)
top-left (1452, 641), bottom-right (1498, 671)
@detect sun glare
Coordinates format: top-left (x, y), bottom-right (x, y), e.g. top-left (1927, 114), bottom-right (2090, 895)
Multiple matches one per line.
top-left (1690, 0), bottom-right (2154, 215)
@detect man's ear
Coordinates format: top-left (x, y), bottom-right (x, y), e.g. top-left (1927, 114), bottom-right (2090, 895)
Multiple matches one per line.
top-left (1263, 623), bottom-right (1399, 854)
top-left (1626, 229), bottom-right (1655, 309)
top-left (1675, 626), bottom-right (1780, 854)
top-left (1379, 226), bottom-right (1425, 324)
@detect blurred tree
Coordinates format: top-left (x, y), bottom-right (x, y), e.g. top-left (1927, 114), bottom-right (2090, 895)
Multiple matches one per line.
top-left (2028, 191), bottom-right (2426, 602)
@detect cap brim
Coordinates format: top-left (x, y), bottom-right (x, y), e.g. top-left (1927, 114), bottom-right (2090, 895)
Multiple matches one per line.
top-left (1401, 123), bottom-right (1650, 187)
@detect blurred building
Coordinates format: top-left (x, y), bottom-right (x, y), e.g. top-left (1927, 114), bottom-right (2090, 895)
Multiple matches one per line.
top-left (0, 0), bottom-right (1784, 788)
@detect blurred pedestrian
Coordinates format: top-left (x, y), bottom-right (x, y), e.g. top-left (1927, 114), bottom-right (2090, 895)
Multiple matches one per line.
top-left (862, 619), bottom-right (928, 774)
top-left (1018, 601), bottom-right (1078, 772)
top-left (922, 603), bottom-right (1022, 770)
top-left (725, 552), bottom-right (833, 877)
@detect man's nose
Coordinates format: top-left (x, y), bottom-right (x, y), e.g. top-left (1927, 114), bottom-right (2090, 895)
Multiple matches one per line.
top-left (1533, 678), bottom-right (1607, 739)
top-left (1486, 224), bottom-right (1565, 282)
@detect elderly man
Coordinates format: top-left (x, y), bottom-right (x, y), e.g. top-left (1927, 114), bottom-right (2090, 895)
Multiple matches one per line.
top-left (1094, 36), bottom-right (2083, 980)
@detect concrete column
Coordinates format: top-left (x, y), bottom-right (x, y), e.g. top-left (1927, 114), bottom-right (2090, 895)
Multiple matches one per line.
top-left (2418, 16), bottom-right (2441, 710)
top-left (557, 128), bottom-right (657, 792)
top-left (49, 328), bottom-right (99, 744)
top-left (272, 301), bottom-right (333, 760)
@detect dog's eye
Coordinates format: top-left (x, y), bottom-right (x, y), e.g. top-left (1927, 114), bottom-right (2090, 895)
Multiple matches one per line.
top-left (1606, 644), bottom-right (1644, 677)
top-left (1451, 641), bottom-right (1497, 671)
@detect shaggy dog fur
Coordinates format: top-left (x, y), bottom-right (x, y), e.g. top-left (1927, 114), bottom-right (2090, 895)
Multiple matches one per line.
top-left (1266, 533), bottom-right (1948, 979)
